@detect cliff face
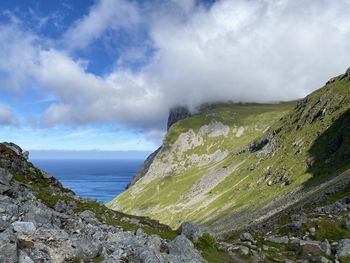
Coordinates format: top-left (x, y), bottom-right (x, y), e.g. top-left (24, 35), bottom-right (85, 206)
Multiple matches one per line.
top-left (109, 68), bottom-right (350, 235)
top-left (127, 106), bottom-right (191, 189)
top-left (167, 106), bottom-right (191, 130)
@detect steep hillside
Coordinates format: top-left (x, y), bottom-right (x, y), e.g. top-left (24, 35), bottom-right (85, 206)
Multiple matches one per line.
top-left (108, 68), bottom-right (350, 234)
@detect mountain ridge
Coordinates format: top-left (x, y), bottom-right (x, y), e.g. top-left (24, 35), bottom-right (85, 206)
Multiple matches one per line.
top-left (109, 68), bottom-right (350, 234)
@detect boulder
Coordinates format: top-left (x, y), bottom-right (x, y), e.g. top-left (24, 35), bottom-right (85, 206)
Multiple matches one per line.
top-left (320, 240), bottom-right (331, 256)
top-left (240, 232), bottom-right (256, 244)
top-left (239, 245), bottom-right (250, 256)
top-left (12, 221), bottom-right (36, 235)
top-left (282, 221), bottom-right (301, 232)
top-left (179, 221), bottom-right (207, 242)
top-left (336, 239), bottom-right (350, 258)
top-left (21, 202), bottom-right (53, 227)
top-left (167, 234), bottom-right (205, 262)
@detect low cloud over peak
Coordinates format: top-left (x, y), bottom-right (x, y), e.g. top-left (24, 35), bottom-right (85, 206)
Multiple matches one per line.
top-left (1, 0), bottom-right (350, 134)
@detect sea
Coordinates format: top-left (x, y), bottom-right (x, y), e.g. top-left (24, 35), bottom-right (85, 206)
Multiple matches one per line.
top-left (30, 159), bottom-right (143, 204)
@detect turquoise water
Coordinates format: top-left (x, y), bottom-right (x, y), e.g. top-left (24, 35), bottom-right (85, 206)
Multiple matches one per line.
top-left (31, 159), bottom-right (143, 203)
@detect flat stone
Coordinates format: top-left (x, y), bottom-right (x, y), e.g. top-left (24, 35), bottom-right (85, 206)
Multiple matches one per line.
top-left (265, 236), bottom-right (289, 244)
top-left (12, 221), bottom-right (36, 235)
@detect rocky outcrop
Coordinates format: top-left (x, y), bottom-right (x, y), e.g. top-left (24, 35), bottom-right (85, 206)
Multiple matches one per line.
top-left (3, 142), bottom-right (29, 160)
top-left (167, 106), bottom-right (191, 130)
top-left (0, 143), bottom-right (206, 263)
top-left (127, 147), bottom-right (161, 188)
top-left (127, 106), bottom-right (191, 188)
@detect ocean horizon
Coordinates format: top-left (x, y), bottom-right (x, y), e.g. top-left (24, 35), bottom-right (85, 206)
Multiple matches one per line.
top-left (30, 159), bottom-right (143, 204)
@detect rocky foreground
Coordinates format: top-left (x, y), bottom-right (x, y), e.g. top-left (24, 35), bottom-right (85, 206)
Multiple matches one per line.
top-left (0, 143), bottom-right (206, 263)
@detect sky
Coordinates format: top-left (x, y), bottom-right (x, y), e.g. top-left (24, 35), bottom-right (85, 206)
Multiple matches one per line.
top-left (0, 0), bottom-right (350, 152)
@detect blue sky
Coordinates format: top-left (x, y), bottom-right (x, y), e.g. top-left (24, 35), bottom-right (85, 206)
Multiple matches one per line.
top-left (0, 0), bottom-right (350, 152)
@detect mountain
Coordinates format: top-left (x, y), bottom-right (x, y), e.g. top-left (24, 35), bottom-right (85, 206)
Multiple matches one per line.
top-left (108, 68), bottom-right (350, 233)
top-left (2, 68), bottom-right (350, 263)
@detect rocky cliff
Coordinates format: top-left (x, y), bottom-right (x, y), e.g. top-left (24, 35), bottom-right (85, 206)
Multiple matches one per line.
top-left (0, 143), bottom-right (207, 263)
top-left (109, 68), bottom-right (350, 237)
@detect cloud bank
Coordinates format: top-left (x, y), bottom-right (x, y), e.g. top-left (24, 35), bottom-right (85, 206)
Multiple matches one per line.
top-left (1, 0), bottom-right (350, 132)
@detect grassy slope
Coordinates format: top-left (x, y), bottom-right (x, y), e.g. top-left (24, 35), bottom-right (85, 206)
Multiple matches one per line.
top-left (109, 73), bottom-right (350, 232)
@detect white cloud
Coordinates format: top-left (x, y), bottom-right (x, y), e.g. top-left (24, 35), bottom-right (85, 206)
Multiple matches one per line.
top-left (1, 0), bottom-right (350, 133)
top-left (63, 0), bottom-right (140, 50)
top-left (0, 104), bottom-right (17, 125)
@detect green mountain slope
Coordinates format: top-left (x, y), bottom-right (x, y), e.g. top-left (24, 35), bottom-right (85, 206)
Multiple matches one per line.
top-left (108, 69), bottom-right (350, 234)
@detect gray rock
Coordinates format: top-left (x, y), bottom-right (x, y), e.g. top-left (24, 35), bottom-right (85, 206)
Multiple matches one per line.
top-left (3, 142), bottom-right (28, 160)
top-left (345, 218), bottom-right (350, 230)
top-left (12, 221), bottom-right (36, 235)
top-left (79, 210), bottom-right (96, 219)
top-left (19, 250), bottom-right (34, 263)
top-left (21, 202), bottom-right (53, 227)
top-left (0, 218), bottom-right (10, 231)
top-left (0, 168), bottom-right (13, 185)
top-left (167, 234), bottom-right (205, 262)
top-left (179, 221), bottom-right (206, 242)
top-left (239, 245), bottom-right (249, 255)
top-left (0, 184), bottom-right (11, 194)
top-left (336, 239), bottom-right (350, 258)
top-left (282, 221), bottom-right (301, 232)
top-left (240, 232), bottom-right (256, 244)
top-left (0, 227), bottom-right (18, 263)
top-left (346, 67), bottom-right (350, 76)
top-left (320, 240), bottom-right (331, 256)
top-left (265, 235), bottom-right (289, 244)
top-left (146, 235), bottom-right (162, 251)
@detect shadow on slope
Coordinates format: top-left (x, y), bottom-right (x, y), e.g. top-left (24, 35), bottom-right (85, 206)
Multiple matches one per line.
top-left (305, 108), bottom-right (350, 186)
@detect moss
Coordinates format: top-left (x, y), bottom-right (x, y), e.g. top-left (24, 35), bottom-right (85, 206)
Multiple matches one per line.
top-left (93, 256), bottom-right (105, 263)
top-left (195, 233), bottom-right (234, 263)
top-left (69, 258), bottom-right (81, 263)
top-left (302, 219), bottom-right (350, 241)
top-left (339, 256), bottom-right (350, 263)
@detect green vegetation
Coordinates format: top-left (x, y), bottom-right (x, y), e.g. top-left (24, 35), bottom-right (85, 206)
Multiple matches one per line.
top-left (109, 74), bottom-right (350, 233)
top-left (302, 219), bottom-right (350, 242)
top-left (195, 234), bottom-right (234, 263)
